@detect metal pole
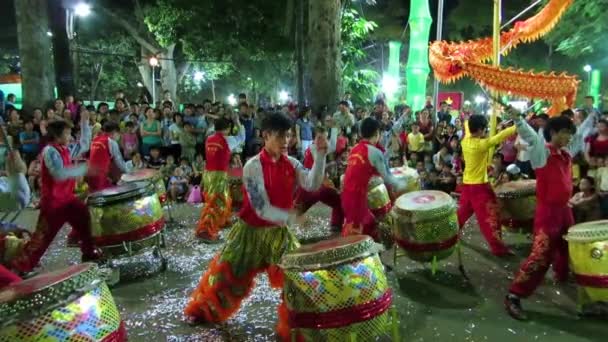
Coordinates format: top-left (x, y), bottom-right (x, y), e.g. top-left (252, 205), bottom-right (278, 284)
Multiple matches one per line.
top-left (489, 0), bottom-right (501, 161)
top-left (152, 66), bottom-right (156, 107)
top-left (432, 0), bottom-right (445, 117)
top-left (501, 0), bottom-right (542, 30)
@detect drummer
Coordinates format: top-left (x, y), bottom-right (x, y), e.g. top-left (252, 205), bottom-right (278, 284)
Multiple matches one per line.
top-left (184, 113), bottom-right (327, 341)
top-left (505, 107), bottom-right (596, 320)
top-left (86, 121), bottom-right (129, 192)
top-left (10, 116), bottom-right (103, 274)
top-left (295, 124), bottom-right (343, 231)
top-left (0, 151), bottom-right (30, 287)
top-left (341, 117), bottom-right (409, 240)
top-left (195, 113), bottom-right (245, 242)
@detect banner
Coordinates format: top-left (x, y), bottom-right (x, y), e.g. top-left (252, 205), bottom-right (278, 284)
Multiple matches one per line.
top-left (437, 92), bottom-right (464, 110)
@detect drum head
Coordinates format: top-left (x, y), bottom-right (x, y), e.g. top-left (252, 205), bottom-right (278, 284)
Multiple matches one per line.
top-left (0, 264), bottom-right (92, 304)
top-left (281, 235), bottom-right (378, 270)
top-left (395, 190), bottom-right (453, 212)
top-left (121, 168), bottom-right (158, 182)
top-left (88, 182), bottom-right (149, 205)
top-left (565, 220), bottom-right (608, 243)
top-left (495, 179), bottom-right (536, 198)
top-left (391, 166), bottom-right (419, 179)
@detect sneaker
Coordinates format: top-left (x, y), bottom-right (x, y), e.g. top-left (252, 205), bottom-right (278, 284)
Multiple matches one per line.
top-left (504, 294), bottom-right (528, 320)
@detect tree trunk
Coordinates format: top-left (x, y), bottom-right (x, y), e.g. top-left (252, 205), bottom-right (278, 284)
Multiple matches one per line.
top-left (295, 0), bottom-right (306, 107)
top-left (15, 0), bottom-right (56, 112)
top-left (159, 44), bottom-right (178, 107)
top-left (308, 0), bottom-right (342, 110)
top-left (48, 0), bottom-right (73, 99)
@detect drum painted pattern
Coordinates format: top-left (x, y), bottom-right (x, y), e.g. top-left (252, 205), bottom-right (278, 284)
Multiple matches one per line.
top-left (495, 180), bottom-right (536, 233)
top-left (565, 221), bottom-right (608, 305)
top-left (0, 264), bottom-right (124, 342)
top-left (281, 236), bottom-right (392, 341)
top-left (88, 184), bottom-right (164, 247)
top-left (389, 167), bottom-right (420, 199)
top-left (391, 191), bottom-right (458, 262)
top-left (367, 177), bottom-right (391, 215)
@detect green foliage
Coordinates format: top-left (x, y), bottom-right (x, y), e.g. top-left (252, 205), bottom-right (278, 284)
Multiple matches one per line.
top-left (341, 8), bottom-right (379, 106)
top-left (544, 0), bottom-right (608, 57)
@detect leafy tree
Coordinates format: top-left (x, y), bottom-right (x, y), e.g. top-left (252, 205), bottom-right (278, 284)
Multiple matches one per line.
top-left (341, 8), bottom-right (379, 106)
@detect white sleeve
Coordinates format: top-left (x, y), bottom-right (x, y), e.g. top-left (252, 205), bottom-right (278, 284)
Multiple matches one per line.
top-left (226, 124), bottom-right (246, 151)
top-left (109, 139), bottom-right (128, 173)
top-left (70, 120), bottom-right (91, 159)
top-left (368, 145), bottom-right (406, 190)
top-left (515, 119), bottom-right (548, 169)
top-left (289, 146), bottom-right (326, 192)
top-left (43, 146), bottom-right (88, 180)
top-left (328, 127), bottom-right (338, 154)
top-left (0, 174), bottom-right (31, 210)
top-left (242, 157), bottom-right (291, 225)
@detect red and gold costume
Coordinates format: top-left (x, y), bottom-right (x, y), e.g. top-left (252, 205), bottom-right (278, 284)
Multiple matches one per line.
top-left (184, 147), bottom-right (326, 341)
top-left (86, 133), bottom-right (127, 192)
top-left (509, 114), bottom-right (595, 297)
top-left (457, 121), bottom-right (515, 256)
top-left (341, 140), bottom-right (406, 240)
top-left (295, 129), bottom-right (343, 228)
top-left (11, 121), bottom-right (99, 273)
top-left (195, 126), bottom-right (244, 240)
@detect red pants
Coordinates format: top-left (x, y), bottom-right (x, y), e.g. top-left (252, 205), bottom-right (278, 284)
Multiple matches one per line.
top-left (457, 183), bottom-right (510, 255)
top-left (11, 197), bottom-right (97, 273)
top-left (341, 191), bottom-right (383, 241)
top-left (0, 264), bottom-right (21, 288)
top-left (295, 185), bottom-right (343, 227)
top-left (86, 175), bottom-right (112, 193)
top-left (509, 203), bottom-right (573, 297)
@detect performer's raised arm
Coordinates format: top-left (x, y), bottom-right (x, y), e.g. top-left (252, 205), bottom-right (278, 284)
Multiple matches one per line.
top-left (0, 151), bottom-right (31, 210)
top-left (70, 112), bottom-right (92, 159)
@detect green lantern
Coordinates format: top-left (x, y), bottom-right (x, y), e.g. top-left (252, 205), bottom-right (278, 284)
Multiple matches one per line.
top-left (385, 41), bottom-right (402, 108)
top-left (406, 0), bottom-right (432, 111)
top-left (590, 70), bottom-right (601, 104)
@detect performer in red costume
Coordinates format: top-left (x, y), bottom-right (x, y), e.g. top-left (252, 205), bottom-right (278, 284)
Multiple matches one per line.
top-left (195, 114), bottom-right (245, 241)
top-left (294, 125), bottom-right (343, 231)
top-left (341, 117), bottom-right (408, 240)
top-left (10, 116), bottom-right (102, 273)
top-left (86, 121), bottom-right (128, 191)
top-left (184, 113), bottom-right (327, 341)
top-left (505, 108), bottom-right (596, 320)
top-left (0, 151), bottom-right (30, 287)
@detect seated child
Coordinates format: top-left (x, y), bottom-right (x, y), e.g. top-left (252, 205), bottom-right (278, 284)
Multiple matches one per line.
top-left (570, 176), bottom-right (601, 223)
top-left (168, 167), bottom-right (189, 201)
top-left (145, 146), bottom-right (165, 170)
top-left (126, 151), bottom-right (145, 172)
top-left (179, 158), bottom-right (194, 181)
top-left (192, 153), bottom-right (205, 186)
top-left (159, 155), bottom-right (177, 184)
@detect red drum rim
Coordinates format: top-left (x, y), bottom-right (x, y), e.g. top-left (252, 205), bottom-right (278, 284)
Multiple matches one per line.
top-left (93, 218), bottom-right (165, 246)
top-left (575, 273), bottom-right (608, 288)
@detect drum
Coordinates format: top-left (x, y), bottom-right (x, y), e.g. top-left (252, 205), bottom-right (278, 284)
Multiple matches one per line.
top-left (0, 263), bottom-right (126, 341)
top-left (228, 168), bottom-right (243, 209)
top-left (368, 176), bottom-right (391, 218)
top-left (121, 169), bottom-right (167, 204)
top-left (280, 235), bottom-right (392, 341)
top-left (565, 221), bottom-right (608, 309)
top-left (495, 180), bottom-right (536, 233)
top-left (87, 182), bottom-right (164, 253)
top-left (0, 223), bottom-right (29, 264)
top-left (390, 190), bottom-right (458, 262)
top-left (389, 166), bottom-right (420, 199)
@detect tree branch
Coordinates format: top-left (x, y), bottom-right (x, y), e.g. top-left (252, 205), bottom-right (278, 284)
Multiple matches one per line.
top-left (98, 6), bottom-right (162, 54)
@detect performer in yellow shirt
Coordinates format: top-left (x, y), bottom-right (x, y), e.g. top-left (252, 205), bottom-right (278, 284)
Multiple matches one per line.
top-left (458, 115), bottom-right (516, 256)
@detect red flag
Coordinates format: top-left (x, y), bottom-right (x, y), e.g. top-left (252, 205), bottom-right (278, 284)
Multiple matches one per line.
top-left (438, 92), bottom-right (464, 110)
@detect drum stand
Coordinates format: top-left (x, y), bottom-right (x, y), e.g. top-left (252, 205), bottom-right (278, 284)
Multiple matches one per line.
top-left (392, 242), bottom-right (470, 281)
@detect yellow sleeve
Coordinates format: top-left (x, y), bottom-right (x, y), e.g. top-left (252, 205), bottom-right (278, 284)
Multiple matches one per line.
top-left (488, 125), bottom-right (516, 146)
top-left (464, 120), bottom-right (470, 136)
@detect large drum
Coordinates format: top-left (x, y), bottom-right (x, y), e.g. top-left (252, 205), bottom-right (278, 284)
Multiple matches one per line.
top-left (0, 263), bottom-right (126, 341)
top-left (495, 180), bottom-right (536, 233)
top-left (120, 169), bottom-right (167, 204)
top-left (565, 221), bottom-right (608, 310)
top-left (87, 182), bottom-right (164, 254)
top-left (391, 190), bottom-right (459, 262)
top-left (368, 176), bottom-right (391, 218)
top-left (389, 166), bottom-right (420, 199)
top-left (0, 223), bottom-right (29, 264)
top-left (280, 235), bottom-right (392, 341)
top-left (228, 168), bottom-right (243, 209)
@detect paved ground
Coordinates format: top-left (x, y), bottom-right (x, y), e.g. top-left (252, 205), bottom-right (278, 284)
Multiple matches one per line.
top-left (7, 203), bottom-right (608, 341)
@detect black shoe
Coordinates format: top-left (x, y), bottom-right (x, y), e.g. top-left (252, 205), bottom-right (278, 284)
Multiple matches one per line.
top-left (504, 294), bottom-right (528, 320)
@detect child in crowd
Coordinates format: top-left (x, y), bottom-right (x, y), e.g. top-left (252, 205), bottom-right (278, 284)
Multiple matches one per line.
top-left (407, 123), bottom-right (424, 154)
top-left (452, 150), bottom-right (463, 174)
top-left (192, 153), bottom-right (205, 186)
top-left (27, 158), bottom-right (41, 203)
top-left (438, 163), bottom-right (456, 193)
top-left (594, 158), bottom-right (608, 218)
top-left (179, 122), bottom-right (197, 163)
top-left (179, 158), bottom-right (194, 182)
top-left (433, 145), bottom-right (452, 170)
top-left (415, 161), bottom-right (425, 175)
top-left (569, 176), bottom-right (601, 223)
top-left (489, 153), bottom-right (504, 184)
top-left (145, 147), bottom-right (164, 170)
top-left (229, 154), bottom-right (243, 169)
top-left (168, 167), bottom-right (189, 201)
top-left (121, 121), bottom-right (139, 159)
top-left (408, 152), bottom-right (419, 168)
top-left (424, 154), bottom-right (434, 173)
top-left (19, 120), bottom-right (40, 166)
top-left (587, 157), bottom-right (600, 181)
top-left (126, 152), bottom-right (145, 172)
top-left (160, 155), bottom-right (177, 184)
